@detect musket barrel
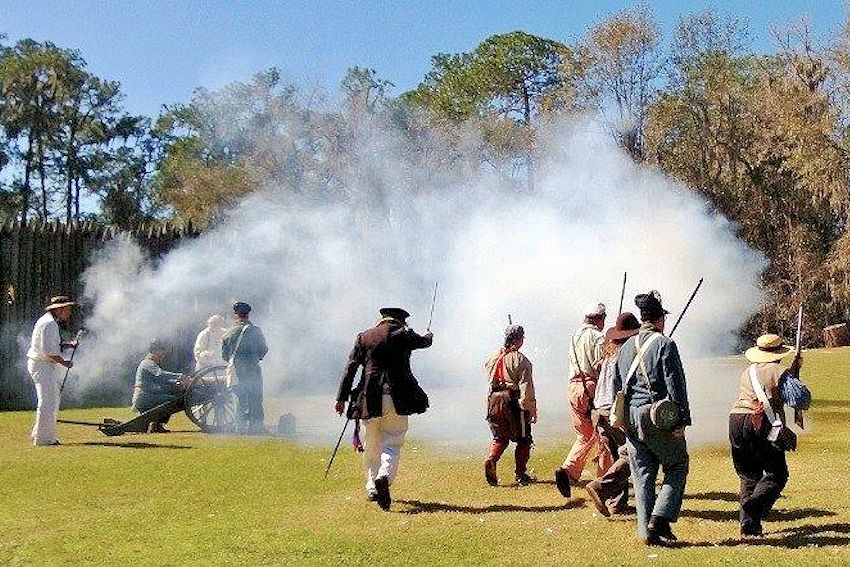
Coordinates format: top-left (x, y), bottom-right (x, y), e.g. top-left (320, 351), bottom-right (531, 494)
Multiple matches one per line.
top-left (669, 278), bottom-right (704, 338)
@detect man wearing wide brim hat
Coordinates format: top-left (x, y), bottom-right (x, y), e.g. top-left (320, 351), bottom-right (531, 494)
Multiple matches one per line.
top-left (26, 296), bottom-right (79, 446)
top-left (585, 311), bottom-right (641, 518)
top-left (335, 307), bottom-right (433, 511)
top-left (730, 333), bottom-right (810, 537)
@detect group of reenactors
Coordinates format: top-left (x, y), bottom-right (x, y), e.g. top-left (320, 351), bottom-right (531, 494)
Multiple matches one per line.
top-left (27, 287), bottom-right (811, 545)
top-left (331, 291), bottom-right (811, 546)
top-left (27, 298), bottom-right (268, 438)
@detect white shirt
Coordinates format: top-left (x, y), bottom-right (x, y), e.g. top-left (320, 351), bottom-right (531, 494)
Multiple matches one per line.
top-left (194, 327), bottom-right (225, 368)
top-left (594, 356), bottom-right (617, 411)
top-left (27, 312), bottom-right (61, 363)
top-left (568, 322), bottom-right (604, 380)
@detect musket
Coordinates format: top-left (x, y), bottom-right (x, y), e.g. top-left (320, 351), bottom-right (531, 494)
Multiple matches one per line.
top-left (794, 304), bottom-right (806, 429)
top-left (669, 278), bottom-right (704, 338)
top-left (324, 417), bottom-right (351, 479)
top-left (426, 281), bottom-right (439, 332)
top-left (795, 304), bottom-right (803, 354)
top-left (508, 314), bottom-right (512, 325)
top-left (618, 271), bottom-right (627, 316)
top-left (60, 330), bottom-right (84, 393)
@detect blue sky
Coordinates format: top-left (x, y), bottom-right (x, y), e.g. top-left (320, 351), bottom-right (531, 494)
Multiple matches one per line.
top-left (3, 1), bottom-right (845, 118)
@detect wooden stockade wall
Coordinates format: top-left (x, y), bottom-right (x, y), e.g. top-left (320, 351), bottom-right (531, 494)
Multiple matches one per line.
top-left (0, 220), bottom-right (197, 409)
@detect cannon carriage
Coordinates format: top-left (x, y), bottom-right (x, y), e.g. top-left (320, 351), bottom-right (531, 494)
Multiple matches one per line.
top-left (59, 364), bottom-right (239, 436)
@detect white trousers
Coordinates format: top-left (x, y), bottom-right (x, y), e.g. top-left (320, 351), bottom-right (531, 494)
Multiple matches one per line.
top-left (363, 394), bottom-right (409, 494)
top-left (28, 360), bottom-right (63, 445)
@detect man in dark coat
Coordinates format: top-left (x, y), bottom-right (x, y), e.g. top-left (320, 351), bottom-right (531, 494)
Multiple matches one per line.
top-left (222, 302), bottom-right (268, 433)
top-left (334, 307), bottom-right (433, 510)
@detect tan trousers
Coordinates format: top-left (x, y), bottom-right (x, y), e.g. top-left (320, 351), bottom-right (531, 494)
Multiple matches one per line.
top-left (561, 380), bottom-right (603, 481)
top-left (363, 394), bottom-right (409, 494)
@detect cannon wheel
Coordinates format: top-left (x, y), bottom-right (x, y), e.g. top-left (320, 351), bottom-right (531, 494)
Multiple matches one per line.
top-left (184, 365), bottom-right (239, 433)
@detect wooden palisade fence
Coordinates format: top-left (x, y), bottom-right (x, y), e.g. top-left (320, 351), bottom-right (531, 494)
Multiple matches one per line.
top-left (0, 220), bottom-right (197, 409)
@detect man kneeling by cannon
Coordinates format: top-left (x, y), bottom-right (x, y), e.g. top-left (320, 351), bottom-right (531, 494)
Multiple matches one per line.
top-left (132, 339), bottom-right (189, 433)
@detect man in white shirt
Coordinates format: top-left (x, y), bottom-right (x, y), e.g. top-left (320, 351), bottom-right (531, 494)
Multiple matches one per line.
top-left (555, 302), bottom-right (606, 498)
top-left (193, 314), bottom-right (226, 370)
top-left (27, 296), bottom-right (77, 446)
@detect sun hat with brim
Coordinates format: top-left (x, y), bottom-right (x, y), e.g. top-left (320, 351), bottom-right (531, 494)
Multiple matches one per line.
top-left (745, 334), bottom-right (795, 363)
top-left (606, 312), bottom-right (641, 341)
top-left (45, 296), bottom-right (78, 311)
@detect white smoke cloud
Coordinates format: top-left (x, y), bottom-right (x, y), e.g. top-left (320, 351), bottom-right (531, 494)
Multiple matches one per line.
top-left (75, 119), bottom-right (765, 448)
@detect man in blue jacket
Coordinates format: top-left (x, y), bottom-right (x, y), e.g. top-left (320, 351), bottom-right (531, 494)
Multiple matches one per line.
top-left (614, 291), bottom-right (691, 546)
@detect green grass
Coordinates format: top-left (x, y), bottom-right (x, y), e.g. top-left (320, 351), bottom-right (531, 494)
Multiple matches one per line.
top-left (1, 349), bottom-right (849, 565)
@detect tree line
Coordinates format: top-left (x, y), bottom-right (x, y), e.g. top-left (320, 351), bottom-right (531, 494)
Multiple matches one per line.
top-left (2, 7), bottom-right (850, 342)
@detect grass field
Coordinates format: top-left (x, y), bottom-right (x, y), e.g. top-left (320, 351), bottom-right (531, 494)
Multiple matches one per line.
top-left (1, 350), bottom-right (849, 565)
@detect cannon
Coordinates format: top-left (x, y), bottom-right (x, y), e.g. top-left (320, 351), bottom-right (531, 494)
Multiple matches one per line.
top-left (58, 364), bottom-right (238, 436)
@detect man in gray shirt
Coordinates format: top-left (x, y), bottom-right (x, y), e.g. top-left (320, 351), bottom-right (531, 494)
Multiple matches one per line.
top-left (614, 291), bottom-right (691, 546)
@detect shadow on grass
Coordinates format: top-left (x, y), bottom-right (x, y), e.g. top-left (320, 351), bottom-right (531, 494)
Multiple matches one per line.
top-left (681, 507), bottom-right (835, 522)
top-left (396, 498), bottom-right (585, 515)
top-left (72, 441), bottom-right (193, 450)
top-left (684, 491), bottom-right (739, 503)
top-left (669, 522), bottom-right (850, 549)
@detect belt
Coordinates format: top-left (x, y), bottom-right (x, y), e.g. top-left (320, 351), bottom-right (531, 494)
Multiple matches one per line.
top-left (490, 384), bottom-right (519, 396)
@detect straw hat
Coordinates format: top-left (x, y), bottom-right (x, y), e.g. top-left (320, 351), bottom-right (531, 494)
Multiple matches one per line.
top-left (745, 334), bottom-right (794, 363)
top-left (45, 295), bottom-right (78, 311)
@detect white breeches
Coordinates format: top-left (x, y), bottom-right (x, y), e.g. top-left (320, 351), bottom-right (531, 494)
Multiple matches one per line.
top-left (28, 360), bottom-right (63, 445)
top-left (363, 394), bottom-right (409, 493)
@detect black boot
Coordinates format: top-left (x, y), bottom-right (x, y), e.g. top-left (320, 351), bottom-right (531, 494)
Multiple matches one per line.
top-left (374, 476), bottom-right (391, 511)
top-left (554, 467), bottom-right (571, 498)
top-left (647, 515), bottom-right (677, 544)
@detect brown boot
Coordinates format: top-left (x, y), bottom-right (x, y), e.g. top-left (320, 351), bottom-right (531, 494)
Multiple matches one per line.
top-left (585, 480), bottom-right (610, 517)
top-left (484, 458), bottom-right (498, 486)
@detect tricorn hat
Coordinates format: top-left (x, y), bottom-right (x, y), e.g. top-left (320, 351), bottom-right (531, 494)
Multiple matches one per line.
top-left (745, 334), bottom-right (794, 363)
top-left (45, 295), bottom-right (78, 311)
top-left (233, 302), bottom-right (252, 316)
top-left (380, 307), bottom-right (410, 321)
top-left (635, 290), bottom-right (669, 320)
top-left (605, 312), bottom-right (641, 342)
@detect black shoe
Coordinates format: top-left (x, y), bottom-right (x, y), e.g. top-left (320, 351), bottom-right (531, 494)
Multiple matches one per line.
top-left (554, 468), bottom-right (571, 498)
top-left (741, 521), bottom-right (763, 537)
top-left (374, 476), bottom-right (391, 511)
top-left (484, 458), bottom-right (498, 486)
top-left (515, 473), bottom-right (536, 485)
top-left (648, 515), bottom-right (677, 543)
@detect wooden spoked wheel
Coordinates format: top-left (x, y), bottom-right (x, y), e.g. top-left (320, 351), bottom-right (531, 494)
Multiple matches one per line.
top-left (184, 365), bottom-right (239, 433)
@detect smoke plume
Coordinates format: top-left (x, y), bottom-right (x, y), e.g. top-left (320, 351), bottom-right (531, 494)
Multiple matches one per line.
top-left (75, 114), bottom-right (765, 448)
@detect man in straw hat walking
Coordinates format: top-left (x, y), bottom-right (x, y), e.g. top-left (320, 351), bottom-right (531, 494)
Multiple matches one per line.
top-left (730, 334), bottom-right (810, 536)
top-left (555, 302), bottom-right (606, 498)
top-left (334, 307), bottom-right (433, 511)
top-left (26, 295), bottom-right (78, 446)
top-left (615, 291), bottom-right (691, 545)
